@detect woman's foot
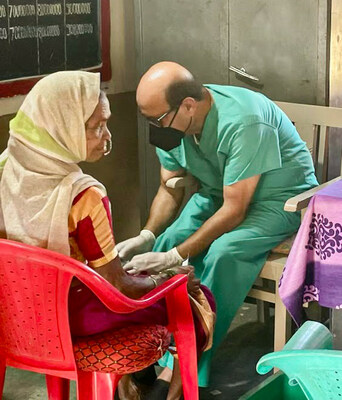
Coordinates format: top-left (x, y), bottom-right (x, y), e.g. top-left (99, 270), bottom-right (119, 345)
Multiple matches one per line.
top-left (116, 374), bottom-right (141, 400)
top-left (144, 362), bottom-right (183, 400)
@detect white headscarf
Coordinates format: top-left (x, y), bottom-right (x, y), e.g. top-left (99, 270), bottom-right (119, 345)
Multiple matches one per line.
top-left (0, 71), bottom-right (106, 255)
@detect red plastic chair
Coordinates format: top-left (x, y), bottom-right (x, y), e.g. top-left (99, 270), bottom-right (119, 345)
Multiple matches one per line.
top-left (0, 239), bottom-right (198, 400)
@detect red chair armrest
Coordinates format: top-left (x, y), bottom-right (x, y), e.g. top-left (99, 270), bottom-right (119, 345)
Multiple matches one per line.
top-left (139, 274), bottom-right (188, 301)
top-left (81, 273), bottom-right (188, 314)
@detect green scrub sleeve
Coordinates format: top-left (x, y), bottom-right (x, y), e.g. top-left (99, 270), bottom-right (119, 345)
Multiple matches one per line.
top-left (156, 147), bottom-right (182, 171)
top-left (223, 123), bottom-right (282, 185)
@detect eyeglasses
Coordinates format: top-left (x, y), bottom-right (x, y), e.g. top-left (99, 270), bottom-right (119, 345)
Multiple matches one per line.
top-left (146, 105), bottom-right (180, 128)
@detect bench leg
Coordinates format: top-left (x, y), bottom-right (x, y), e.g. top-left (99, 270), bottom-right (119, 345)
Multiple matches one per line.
top-left (274, 286), bottom-right (292, 352)
top-left (256, 299), bottom-right (271, 324)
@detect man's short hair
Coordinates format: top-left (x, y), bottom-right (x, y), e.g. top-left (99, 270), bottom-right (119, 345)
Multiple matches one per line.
top-left (165, 78), bottom-right (204, 109)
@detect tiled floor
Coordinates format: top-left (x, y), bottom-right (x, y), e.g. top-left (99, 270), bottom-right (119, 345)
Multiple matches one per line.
top-left (199, 304), bottom-right (274, 399)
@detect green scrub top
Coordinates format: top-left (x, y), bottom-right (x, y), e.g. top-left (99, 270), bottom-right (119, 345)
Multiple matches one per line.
top-left (156, 85), bottom-right (318, 202)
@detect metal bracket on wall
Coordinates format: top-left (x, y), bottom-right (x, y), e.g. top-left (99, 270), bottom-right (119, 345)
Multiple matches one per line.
top-left (229, 65), bottom-right (260, 82)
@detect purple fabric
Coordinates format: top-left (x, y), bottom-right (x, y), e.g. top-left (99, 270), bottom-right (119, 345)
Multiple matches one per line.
top-left (68, 284), bottom-right (216, 354)
top-left (279, 179), bottom-right (342, 326)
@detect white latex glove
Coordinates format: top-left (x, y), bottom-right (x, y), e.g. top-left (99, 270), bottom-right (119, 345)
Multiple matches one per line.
top-left (123, 247), bottom-right (184, 275)
top-left (116, 229), bottom-right (155, 263)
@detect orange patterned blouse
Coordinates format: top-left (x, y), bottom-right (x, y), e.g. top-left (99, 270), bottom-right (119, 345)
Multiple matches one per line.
top-left (68, 187), bottom-right (117, 268)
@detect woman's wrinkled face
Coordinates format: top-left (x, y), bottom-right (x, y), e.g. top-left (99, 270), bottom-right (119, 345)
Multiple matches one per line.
top-left (85, 92), bottom-right (112, 162)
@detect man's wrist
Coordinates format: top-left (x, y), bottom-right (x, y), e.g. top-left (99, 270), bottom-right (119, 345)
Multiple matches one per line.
top-left (166, 247), bottom-right (185, 266)
top-left (175, 245), bottom-right (188, 261)
top-left (140, 229), bottom-right (156, 243)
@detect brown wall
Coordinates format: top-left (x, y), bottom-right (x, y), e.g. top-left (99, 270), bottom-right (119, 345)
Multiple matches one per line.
top-left (0, 114), bottom-right (13, 152)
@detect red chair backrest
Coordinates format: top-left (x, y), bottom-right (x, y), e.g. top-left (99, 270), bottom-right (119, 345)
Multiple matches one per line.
top-left (0, 240), bottom-right (78, 372)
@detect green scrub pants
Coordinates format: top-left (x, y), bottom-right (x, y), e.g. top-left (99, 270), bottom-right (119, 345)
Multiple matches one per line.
top-left (154, 192), bottom-right (300, 387)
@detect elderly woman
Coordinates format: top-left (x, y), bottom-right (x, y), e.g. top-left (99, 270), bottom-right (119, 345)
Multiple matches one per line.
top-left (0, 71), bottom-right (215, 400)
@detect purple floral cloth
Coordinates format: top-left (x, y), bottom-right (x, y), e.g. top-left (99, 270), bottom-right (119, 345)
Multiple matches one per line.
top-left (279, 179), bottom-right (342, 326)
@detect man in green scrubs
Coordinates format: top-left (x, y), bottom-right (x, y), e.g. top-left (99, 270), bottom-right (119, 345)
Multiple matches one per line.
top-left (117, 61), bottom-right (318, 387)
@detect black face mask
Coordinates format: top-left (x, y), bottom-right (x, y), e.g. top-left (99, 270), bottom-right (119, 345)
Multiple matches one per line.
top-left (149, 124), bottom-right (185, 151)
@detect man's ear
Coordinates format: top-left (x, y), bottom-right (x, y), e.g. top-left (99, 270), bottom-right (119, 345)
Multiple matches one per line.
top-left (182, 97), bottom-right (197, 115)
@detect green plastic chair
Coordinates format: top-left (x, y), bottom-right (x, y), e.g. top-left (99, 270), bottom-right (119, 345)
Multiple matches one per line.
top-left (256, 321), bottom-right (342, 400)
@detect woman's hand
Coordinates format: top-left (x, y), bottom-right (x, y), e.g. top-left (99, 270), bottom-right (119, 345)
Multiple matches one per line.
top-left (95, 257), bottom-right (201, 299)
top-left (167, 265), bottom-right (201, 296)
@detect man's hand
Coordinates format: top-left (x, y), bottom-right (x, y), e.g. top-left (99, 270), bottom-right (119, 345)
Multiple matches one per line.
top-left (123, 248), bottom-right (184, 275)
top-left (116, 230), bottom-right (155, 263)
